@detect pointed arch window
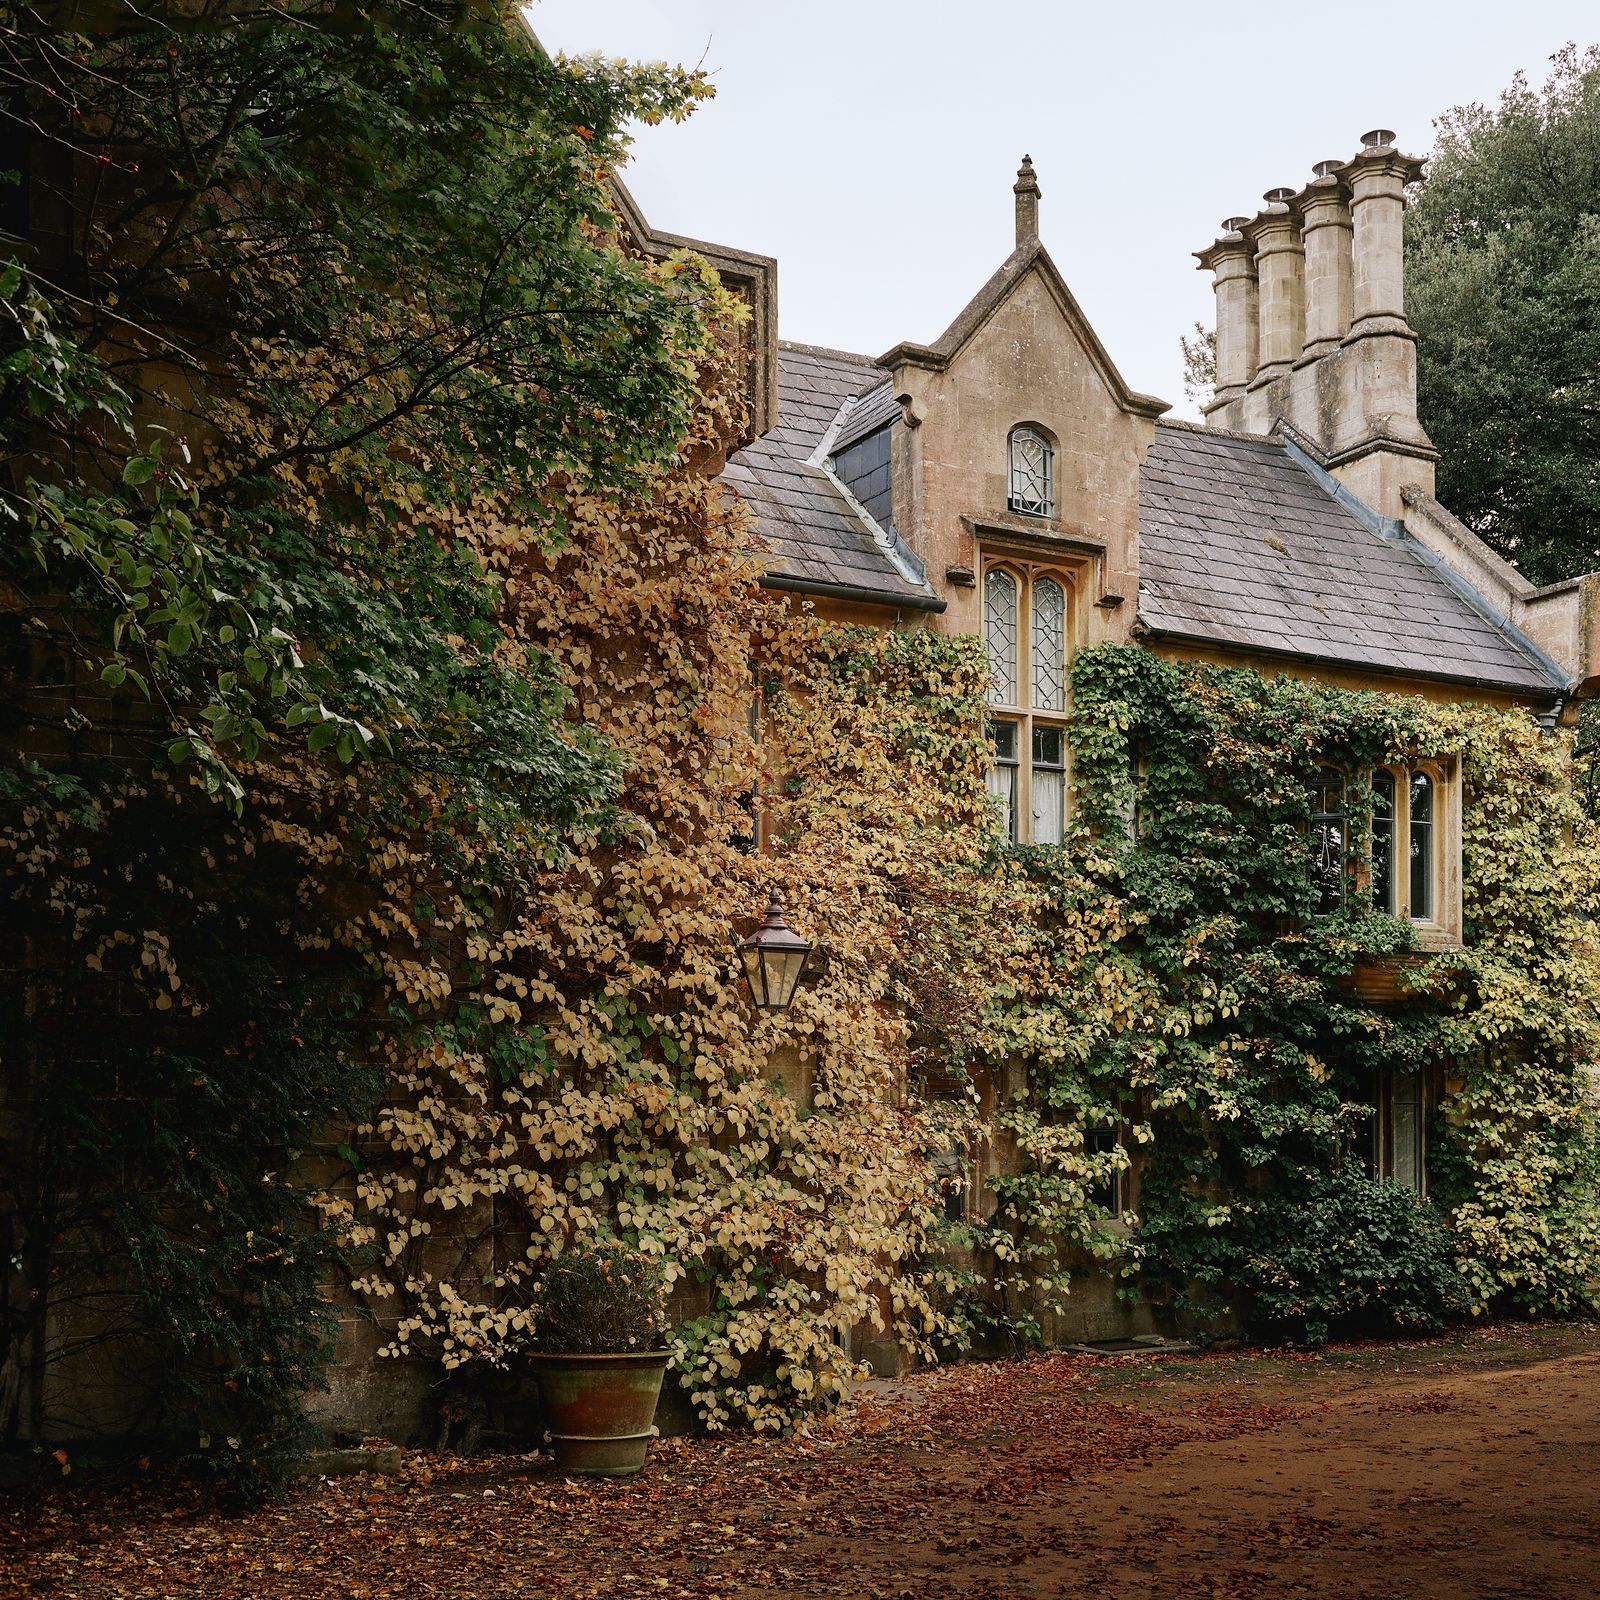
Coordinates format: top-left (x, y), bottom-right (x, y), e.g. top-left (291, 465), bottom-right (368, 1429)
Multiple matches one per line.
top-left (1311, 761), bottom-right (1457, 942)
top-left (983, 567), bottom-right (1018, 707)
top-left (1368, 764), bottom-right (1445, 929)
top-left (1031, 576), bottom-right (1067, 712)
top-left (1008, 426), bottom-right (1054, 518)
top-left (983, 560), bottom-right (1075, 844)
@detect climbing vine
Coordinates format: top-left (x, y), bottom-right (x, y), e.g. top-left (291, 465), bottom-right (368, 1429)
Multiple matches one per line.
top-left (970, 645), bottom-right (1600, 1345)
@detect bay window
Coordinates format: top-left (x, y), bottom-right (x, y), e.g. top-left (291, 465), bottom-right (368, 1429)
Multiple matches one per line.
top-left (1307, 760), bottom-right (1456, 940)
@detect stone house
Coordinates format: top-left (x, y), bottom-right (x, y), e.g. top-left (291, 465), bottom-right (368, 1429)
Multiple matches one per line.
top-left (717, 135), bottom-right (1600, 1334)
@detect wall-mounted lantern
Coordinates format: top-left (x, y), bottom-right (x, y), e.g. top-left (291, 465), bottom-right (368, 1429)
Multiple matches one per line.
top-left (735, 888), bottom-right (813, 1012)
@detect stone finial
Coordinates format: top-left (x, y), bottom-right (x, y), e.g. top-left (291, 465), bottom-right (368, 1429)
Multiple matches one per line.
top-left (1014, 155), bottom-right (1040, 246)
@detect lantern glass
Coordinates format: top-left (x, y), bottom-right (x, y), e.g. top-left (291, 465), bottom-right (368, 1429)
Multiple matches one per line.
top-left (735, 889), bottom-right (813, 1012)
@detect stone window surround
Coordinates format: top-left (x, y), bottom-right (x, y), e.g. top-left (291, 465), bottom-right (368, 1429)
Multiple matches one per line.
top-left (1007, 421), bottom-right (1056, 519)
top-left (1309, 758), bottom-right (1462, 949)
top-left (982, 554), bottom-right (1082, 845)
top-left (960, 515), bottom-right (1125, 610)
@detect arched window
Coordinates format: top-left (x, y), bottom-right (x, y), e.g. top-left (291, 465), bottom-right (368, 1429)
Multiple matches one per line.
top-left (983, 567), bottom-right (1018, 707)
top-left (1408, 770), bottom-right (1434, 921)
top-left (1366, 764), bottom-right (1446, 930)
top-left (1031, 576), bottom-right (1067, 712)
top-left (983, 561), bottom-right (1073, 844)
top-left (1008, 426), bottom-right (1054, 518)
top-left (1371, 768), bottom-right (1396, 913)
top-left (1309, 767), bottom-right (1346, 914)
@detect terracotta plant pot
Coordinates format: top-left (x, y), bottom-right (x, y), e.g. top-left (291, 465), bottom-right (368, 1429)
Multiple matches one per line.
top-left (529, 1350), bottom-right (672, 1477)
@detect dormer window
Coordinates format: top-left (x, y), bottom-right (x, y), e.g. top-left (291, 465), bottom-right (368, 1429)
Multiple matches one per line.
top-left (1008, 426), bottom-right (1054, 518)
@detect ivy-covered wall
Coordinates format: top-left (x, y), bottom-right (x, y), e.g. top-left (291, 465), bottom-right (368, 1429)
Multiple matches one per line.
top-left (949, 644), bottom-right (1600, 1349)
top-left (5, 14), bottom-right (1597, 1483)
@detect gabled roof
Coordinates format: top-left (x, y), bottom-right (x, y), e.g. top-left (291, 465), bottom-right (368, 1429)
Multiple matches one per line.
top-left (879, 238), bottom-right (1170, 421)
top-left (1137, 422), bottom-right (1569, 697)
top-left (720, 343), bottom-right (942, 611)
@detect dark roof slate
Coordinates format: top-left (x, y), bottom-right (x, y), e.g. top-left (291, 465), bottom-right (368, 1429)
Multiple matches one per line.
top-left (1137, 424), bottom-right (1565, 695)
top-left (831, 379), bottom-right (898, 454)
top-left (721, 345), bottom-right (938, 608)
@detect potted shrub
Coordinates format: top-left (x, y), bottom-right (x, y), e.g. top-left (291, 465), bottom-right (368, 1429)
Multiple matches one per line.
top-left (528, 1241), bottom-right (672, 1477)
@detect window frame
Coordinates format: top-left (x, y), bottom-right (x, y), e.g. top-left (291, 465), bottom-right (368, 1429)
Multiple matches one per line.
top-left (1305, 759), bottom-right (1460, 945)
top-left (1007, 424), bottom-right (1055, 519)
top-left (1368, 1064), bottom-right (1431, 1198)
top-left (1085, 1122), bottom-right (1126, 1218)
top-left (983, 557), bottom-right (1078, 845)
top-left (1367, 759), bottom-right (1456, 944)
top-left (1309, 766), bottom-right (1347, 916)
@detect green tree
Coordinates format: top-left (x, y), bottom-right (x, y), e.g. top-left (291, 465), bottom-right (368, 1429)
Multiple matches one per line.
top-left (1179, 321), bottom-right (1215, 412)
top-left (1407, 42), bottom-right (1600, 585)
top-left (0, 3), bottom-right (722, 1498)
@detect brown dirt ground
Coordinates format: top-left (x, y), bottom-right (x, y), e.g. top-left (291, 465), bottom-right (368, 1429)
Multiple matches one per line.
top-left (4, 1320), bottom-right (1598, 1600)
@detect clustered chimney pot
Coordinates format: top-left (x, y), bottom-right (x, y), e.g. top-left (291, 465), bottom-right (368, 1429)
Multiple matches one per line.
top-left (1193, 129), bottom-right (1434, 513)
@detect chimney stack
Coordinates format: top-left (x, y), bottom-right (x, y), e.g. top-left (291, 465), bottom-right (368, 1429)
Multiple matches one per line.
top-left (1196, 220), bottom-right (1257, 410)
top-left (1248, 188), bottom-right (1306, 395)
top-left (1347, 130), bottom-right (1407, 334)
top-left (1014, 155), bottom-right (1040, 247)
top-left (1300, 161), bottom-right (1354, 359)
top-left (1194, 131), bottom-right (1435, 514)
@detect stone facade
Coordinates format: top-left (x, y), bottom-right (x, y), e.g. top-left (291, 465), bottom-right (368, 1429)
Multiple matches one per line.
top-left (721, 138), bottom-right (1600, 1356)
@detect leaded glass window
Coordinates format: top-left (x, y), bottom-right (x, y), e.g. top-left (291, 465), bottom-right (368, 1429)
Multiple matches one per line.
top-left (983, 568), bottom-right (1018, 707)
top-left (1031, 576), bottom-right (1066, 712)
top-left (981, 561), bottom-right (1072, 845)
top-left (1008, 426), bottom-right (1054, 518)
top-left (1371, 768), bottom-right (1396, 913)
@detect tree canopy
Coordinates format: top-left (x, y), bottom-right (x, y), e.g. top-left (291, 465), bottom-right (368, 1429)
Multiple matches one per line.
top-left (1407, 42), bottom-right (1600, 586)
top-left (0, 1), bottom-right (727, 1498)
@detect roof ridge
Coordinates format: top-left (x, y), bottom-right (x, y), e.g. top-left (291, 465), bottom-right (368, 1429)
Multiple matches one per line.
top-left (1156, 416), bottom-right (1275, 446)
top-left (779, 339), bottom-right (882, 367)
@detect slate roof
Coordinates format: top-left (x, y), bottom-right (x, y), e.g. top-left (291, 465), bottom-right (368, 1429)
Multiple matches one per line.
top-left (721, 344), bottom-right (940, 609)
top-left (1137, 423), bottom-right (1567, 695)
top-left (831, 379), bottom-right (898, 455)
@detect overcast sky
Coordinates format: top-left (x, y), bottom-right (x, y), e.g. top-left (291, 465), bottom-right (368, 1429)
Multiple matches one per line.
top-left (529, 2), bottom-right (1597, 419)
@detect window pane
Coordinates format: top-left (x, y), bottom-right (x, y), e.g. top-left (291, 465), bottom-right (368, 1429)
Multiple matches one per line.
top-left (1309, 766), bottom-right (1345, 914)
top-left (1008, 427), bottom-right (1054, 517)
top-left (1086, 1124), bottom-right (1121, 1214)
top-left (1032, 724), bottom-right (1065, 845)
top-left (1409, 771), bottom-right (1434, 920)
top-left (931, 1148), bottom-right (967, 1222)
top-left (1372, 769), bottom-right (1396, 913)
top-left (984, 568), bottom-right (1019, 706)
top-left (1124, 741), bottom-right (1144, 842)
top-left (1391, 1069), bottom-right (1423, 1195)
top-left (986, 718), bottom-right (1019, 839)
top-left (1031, 576), bottom-right (1067, 711)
